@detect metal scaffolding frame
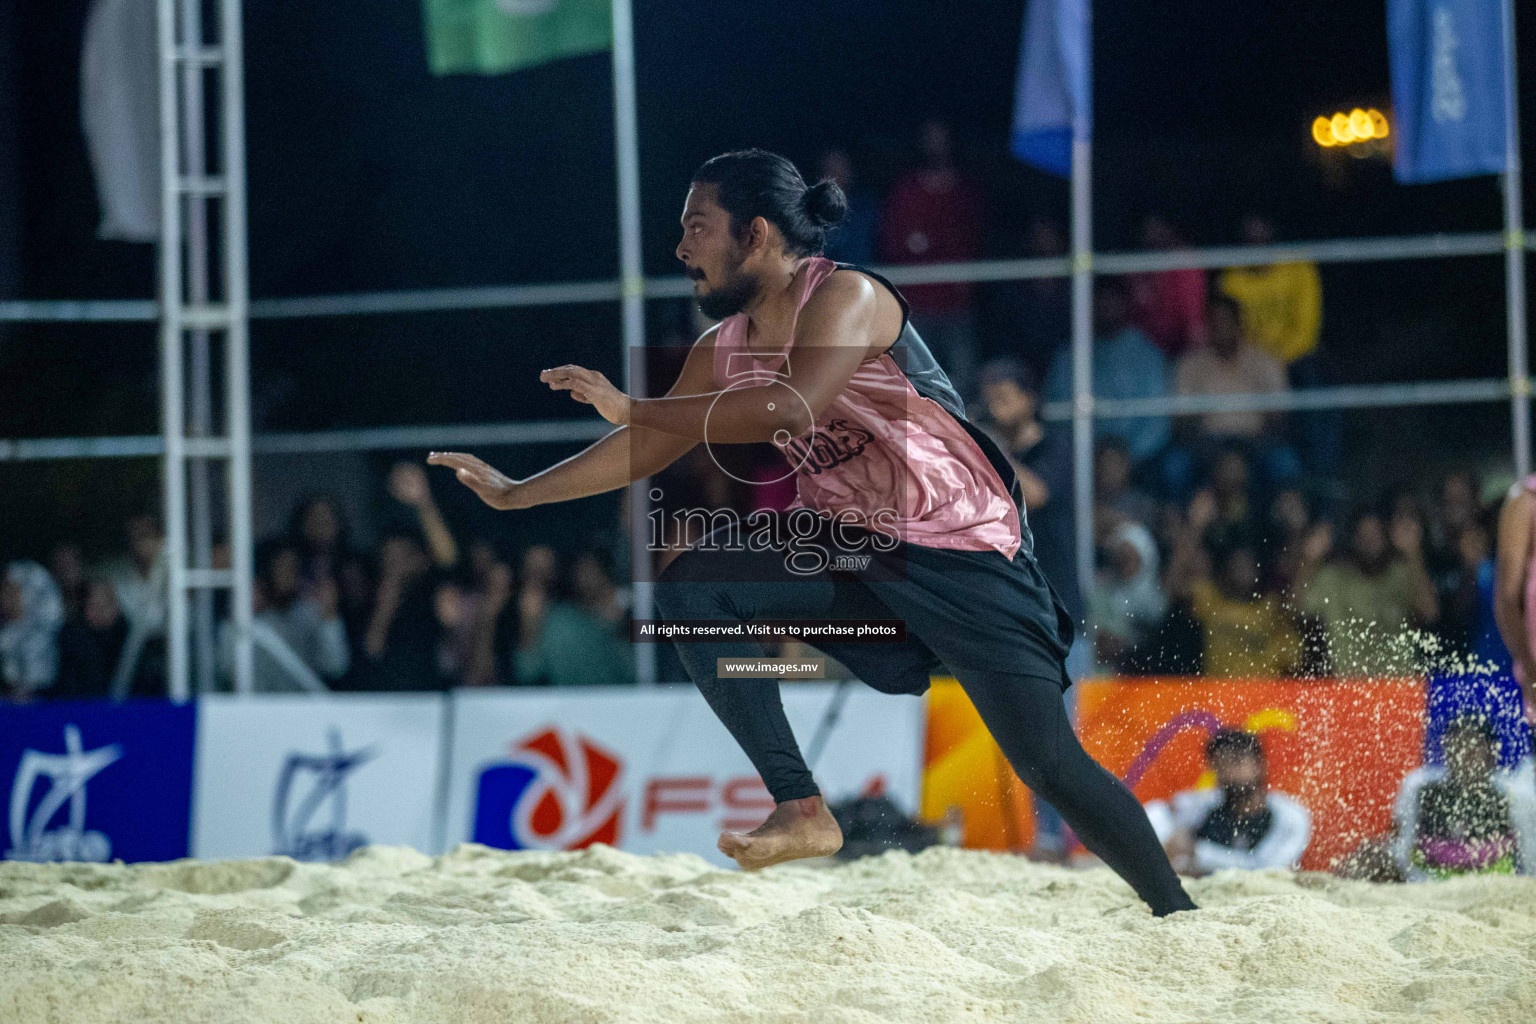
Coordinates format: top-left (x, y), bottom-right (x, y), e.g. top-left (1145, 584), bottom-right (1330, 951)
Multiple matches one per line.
top-left (0, 1), bottom-right (1528, 692)
top-left (153, 0), bottom-right (253, 700)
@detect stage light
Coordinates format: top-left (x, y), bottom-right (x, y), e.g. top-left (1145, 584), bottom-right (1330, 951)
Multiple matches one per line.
top-left (1312, 107), bottom-right (1391, 152)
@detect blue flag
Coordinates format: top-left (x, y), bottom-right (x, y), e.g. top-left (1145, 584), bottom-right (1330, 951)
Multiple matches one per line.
top-left (1387, 0), bottom-right (1509, 184)
top-left (1010, 0), bottom-right (1090, 177)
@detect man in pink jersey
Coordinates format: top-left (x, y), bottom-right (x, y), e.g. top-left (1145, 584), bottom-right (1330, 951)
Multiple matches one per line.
top-left (429, 150), bottom-right (1198, 917)
top-left (1493, 477), bottom-right (1536, 728)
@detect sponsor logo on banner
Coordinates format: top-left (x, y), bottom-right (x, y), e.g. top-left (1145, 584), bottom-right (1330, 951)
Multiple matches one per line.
top-left (272, 729), bottom-right (379, 861)
top-left (450, 688), bottom-right (925, 863)
top-left (0, 701), bottom-right (194, 863)
top-left (6, 724), bottom-right (122, 862)
top-left (471, 723), bottom-right (891, 853)
top-left (473, 727), bottom-right (625, 850)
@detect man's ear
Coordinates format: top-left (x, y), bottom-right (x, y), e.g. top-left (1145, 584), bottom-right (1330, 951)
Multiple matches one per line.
top-left (746, 215), bottom-right (773, 254)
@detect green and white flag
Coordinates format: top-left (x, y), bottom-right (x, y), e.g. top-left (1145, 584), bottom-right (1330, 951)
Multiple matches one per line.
top-left (423, 0), bottom-right (612, 76)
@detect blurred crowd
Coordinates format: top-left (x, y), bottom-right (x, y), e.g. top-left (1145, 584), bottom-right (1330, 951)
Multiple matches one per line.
top-left (1, 461), bottom-right (635, 700)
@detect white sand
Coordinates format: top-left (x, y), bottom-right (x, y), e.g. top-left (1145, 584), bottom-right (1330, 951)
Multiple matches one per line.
top-left (2, 844), bottom-right (1533, 1024)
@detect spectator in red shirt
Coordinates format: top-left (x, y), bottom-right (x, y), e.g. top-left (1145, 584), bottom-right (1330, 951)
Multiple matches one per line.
top-left (878, 118), bottom-right (985, 404)
top-left (1128, 214), bottom-right (1207, 359)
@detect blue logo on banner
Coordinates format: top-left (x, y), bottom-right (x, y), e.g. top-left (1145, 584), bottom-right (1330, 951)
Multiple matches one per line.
top-left (272, 729), bottom-right (378, 862)
top-left (473, 763), bottom-right (540, 849)
top-left (471, 727), bottom-right (625, 851)
top-left (1, 700), bottom-right (194, 863)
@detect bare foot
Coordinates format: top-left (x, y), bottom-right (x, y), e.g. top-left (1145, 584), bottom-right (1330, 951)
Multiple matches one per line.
top-left (718, 795), bottom-right (843, 870)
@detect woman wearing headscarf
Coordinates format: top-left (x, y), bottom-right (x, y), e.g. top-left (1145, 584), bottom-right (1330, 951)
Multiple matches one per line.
top-left (1, 560), bottom-right (66, 701)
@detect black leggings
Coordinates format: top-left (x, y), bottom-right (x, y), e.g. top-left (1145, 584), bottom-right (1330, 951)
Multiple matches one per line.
top-left (654, 548), bottom-right (1198, 917)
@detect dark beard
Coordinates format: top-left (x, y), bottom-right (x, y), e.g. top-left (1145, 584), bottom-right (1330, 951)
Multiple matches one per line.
top-left (1223, 782), bottom-right (1262, 808)
top-left (696, 268), bottom-right (759, 321)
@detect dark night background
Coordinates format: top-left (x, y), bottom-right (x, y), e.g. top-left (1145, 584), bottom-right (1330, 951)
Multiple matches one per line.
top-left (1, 0), bottom-right (1533, 558)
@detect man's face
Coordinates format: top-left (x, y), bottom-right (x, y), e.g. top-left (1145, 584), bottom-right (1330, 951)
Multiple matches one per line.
top-left (1094, 446), bottom-right (1130, 495)
top-left (676, 184), bottom-right (760, 321)
top-left (269, 549), bottom-right (301, 603)
top-left (1212, 751), bottom-right (1266, 800)
top-left (573, 555), bottom-right (611, 605)
top-left (982, 379), bottom-right (1033, 427)
top-left (127, 516), bottom-right (163, 570)
top-left (1353, 515), bottom-right (1388, 569)
top-left (1441, 474), bottom-right (1477, 530)
top-left (302, 501), bottom-right (339, 548)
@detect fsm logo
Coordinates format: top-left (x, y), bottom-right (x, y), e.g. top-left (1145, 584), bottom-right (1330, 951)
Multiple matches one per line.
top-left (472, 727), bottom-right (624, 850)
top-left (272, 729), bottom-right (378, 862)
top-left (6, 724), bottom-right (122, 863)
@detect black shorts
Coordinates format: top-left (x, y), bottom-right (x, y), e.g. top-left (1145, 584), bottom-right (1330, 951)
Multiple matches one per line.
top-left (655, 508), bottom-right (1077, 695)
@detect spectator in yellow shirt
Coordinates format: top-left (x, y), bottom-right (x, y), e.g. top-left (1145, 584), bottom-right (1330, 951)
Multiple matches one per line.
top-left (1217, 215), bottom-right (1322, 365)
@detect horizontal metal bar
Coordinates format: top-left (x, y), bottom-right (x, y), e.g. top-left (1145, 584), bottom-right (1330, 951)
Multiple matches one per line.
top-left (2, 233), bottom-right (1528, 324)
top-left (183, 569), bottom-right (234, 589)
top-left (0, 299), bottom-right (158, 322)
top-left (249, 418), bottom-right (616, 454)
top-left (0, 418), bottom-right (615, 462)
top-left (183, 437), bottom-right (233, 458)
top-left (178, 305), bottom-right (232, 330)
top-left (177, 176), bottom-right (227, 196)
top-left (1095, 232), bottom-right (1504, 276)
top-left (0, 435), bottom-right (164, 460)
top-left (249, 279), bottom-right (623, 320)
top-left (1038, 377), bottom-right (1517, 421)
top-left (3, 379), bottom-right (1520, 463)
top-left (173, 45), bottom-right (223, 65)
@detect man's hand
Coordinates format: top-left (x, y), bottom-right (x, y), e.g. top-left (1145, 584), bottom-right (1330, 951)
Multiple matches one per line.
top-left (426, 452), bottom-right (525, 510)
top-left (540, 364), bottom-right (631, 426)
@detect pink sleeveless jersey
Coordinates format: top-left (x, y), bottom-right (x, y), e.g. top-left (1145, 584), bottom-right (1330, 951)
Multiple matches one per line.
top-left (710, 257), bottom-right (1022, 560)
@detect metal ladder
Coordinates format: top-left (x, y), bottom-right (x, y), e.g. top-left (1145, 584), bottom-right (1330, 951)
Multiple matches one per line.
top-left (156, 0), bottom-right (253, 699)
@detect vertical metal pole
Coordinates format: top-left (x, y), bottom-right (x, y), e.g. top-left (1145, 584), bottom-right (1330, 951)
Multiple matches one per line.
top-left (222, 0), bottom-right (255, 695)
top-left (1502, 0), bottom-right (1529, 478)
top-left (157, 0), bottom-right (189, 702)
top-left (181, 0), bottom-right (215, 694)
top-left (612, 0), bottom-right (654, 686)
top-left (1070, 10), bottom-right (1095, 608)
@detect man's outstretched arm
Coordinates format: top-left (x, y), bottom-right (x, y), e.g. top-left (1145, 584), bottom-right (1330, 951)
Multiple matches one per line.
top-left (540, 271), bottom-right (877, 444)
top-left (428, 328), bottom-right (719, 510)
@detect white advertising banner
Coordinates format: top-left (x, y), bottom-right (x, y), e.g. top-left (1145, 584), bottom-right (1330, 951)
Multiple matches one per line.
top-left (192, 694), bottom-right (446, 861)
top-left (443, 684), bottom-right (925, 866)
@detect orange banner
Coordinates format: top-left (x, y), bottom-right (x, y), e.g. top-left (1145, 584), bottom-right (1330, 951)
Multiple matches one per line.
top-left (1072, 677), bottom-right (1426, 870)
top-left (919, 678), bottom-right (1034, 852)
top-left (920, 677), bottom-right (1427, 871)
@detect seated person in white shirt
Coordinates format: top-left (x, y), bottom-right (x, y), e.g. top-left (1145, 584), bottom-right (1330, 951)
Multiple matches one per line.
top-left (1391, 715), bottom-right (1536, 880)
top-left (1144, 728), bottom-right (1312, 875)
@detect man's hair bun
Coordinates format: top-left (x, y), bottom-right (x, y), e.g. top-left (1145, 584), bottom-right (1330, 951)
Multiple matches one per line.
top-left (802, 178), bottom-right (848, 228)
